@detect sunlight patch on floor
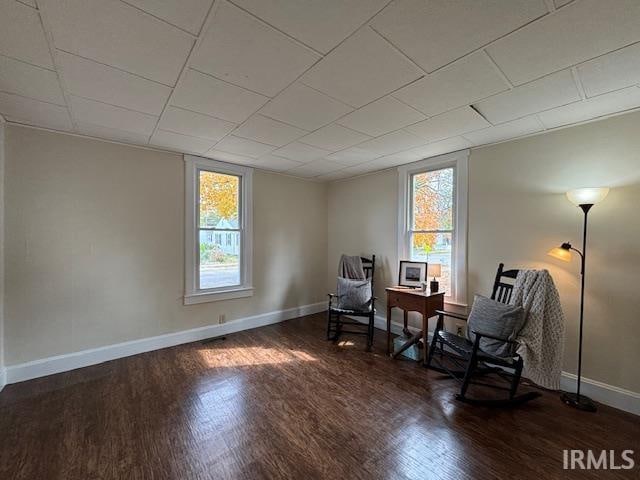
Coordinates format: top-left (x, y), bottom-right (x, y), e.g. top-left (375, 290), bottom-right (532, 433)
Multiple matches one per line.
top-left (197, 346), bottom-right (318, 367)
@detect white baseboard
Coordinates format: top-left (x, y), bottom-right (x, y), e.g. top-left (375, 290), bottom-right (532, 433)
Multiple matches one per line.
top-left (5, 301), bottom-right (326, 385)
top-left (560, 372), bottom-right (640, 416)
top-left (358, 316), bottom-right (640, 416)
top-left (0, 367), bottom-right (6, 392)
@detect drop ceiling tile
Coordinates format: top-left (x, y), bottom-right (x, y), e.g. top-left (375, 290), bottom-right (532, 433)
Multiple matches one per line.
top-left (326, 147), bottom-right (380, 166)
top-left (233, 114), bottom-right (308, 147)
top-left (0, 92), bottom-right (73, 130)
top-left (487, 0), bottom-right (640, 85)
top-left (172, 69), bottom-right (269, 123)
top-left (17, 0), bottom-right (37, 7)
top-left (356, 129), bottom-right (427, 156)
top-left (205, 148), bottom-right (263, 166)
top-left (259, 83), bottom-right (352, 131)
top-left (39, 0), bottom-right (194, 86)
top-left (76, 121), bottom-right (151, 145)
top-left (315, 170), bottom-right (353, 182)
top-left (255, 154), bottom-right (303, 172)
top-left (554, 0), bottom-right (574, 7)
top-left (0, 55), bottom-right (65, 105)
top-left (299, 124), bottom-right (370, 151)
top-left (0, 0), bottom-right (54, 69)
top-left (124, 0), bottom-right (213, 35)
top-left (191, 1), bottom-right (320, 97)
top-left (463, 116), bottom-right (543, 145)
top-left (473, 70), bottom-right (581, 124)
top-left (336, 96), bottom-right (426, 137)
top-left (69, 95), bottom-right (158, 135)
top-left (301, 27), bottom-right (423, 108)
top-left (393, 52), bottom-right (510, 117)
top-left (405, 106), bottom-right (489, 142)
top-left (215, 135), bottom-right (276, 158)
top-left (537, 86), bottom-right (640, 129)
top-left (272, 142), bottom-right (332, 162)
top-left (288, 159), bottom-right (345, 177)
top-left (158, 106), bottom-right (236, 141)
top-left (371, 0), bottom-right (547, 73)
top-left (394, 136), bottom-right (472, 161)
top-left (151, 129), bottom-right (215, 154)
top-left (231, 0), bottom-right (389, 54)
top-left (577, 43), bottom-right (640, 98)
top-left (56, 52), bottom-right (171, 116)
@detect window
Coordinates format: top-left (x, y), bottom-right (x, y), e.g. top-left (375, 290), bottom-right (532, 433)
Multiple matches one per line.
top-left (184, 156), bottom-right (253, 304)
top-left (398, 150), bottom-right (468, 305)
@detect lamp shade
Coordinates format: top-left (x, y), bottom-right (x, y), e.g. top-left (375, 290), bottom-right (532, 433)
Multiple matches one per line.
top-left (566, 187), bottom-right (609, 206)
top-left (427, 263), bottom-right (442, 278)
top-left (548, 246), bottom-right (572, 262)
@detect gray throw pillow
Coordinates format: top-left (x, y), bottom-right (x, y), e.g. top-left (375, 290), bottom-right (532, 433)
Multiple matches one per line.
top-left (466, 295), bottom-right (525, 358)
top-left (337, 277), bottom-right (372, 311)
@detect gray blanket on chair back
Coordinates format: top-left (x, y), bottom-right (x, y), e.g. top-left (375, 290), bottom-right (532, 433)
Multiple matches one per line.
top-left (338, 254), bottom-right (365, 280)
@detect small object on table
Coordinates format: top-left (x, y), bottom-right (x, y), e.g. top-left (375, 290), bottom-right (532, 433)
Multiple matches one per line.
top-left (385, 286), bottom-right (445, 364)
top-left (398, 260), bottom-right (428, 287)
top-left (428, 263), bottom-right (442, 293)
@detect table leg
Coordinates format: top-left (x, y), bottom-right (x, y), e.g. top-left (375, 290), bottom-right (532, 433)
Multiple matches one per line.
top-left (403, 310), bottom-right (410, 336)
top-left (386, 304), bottom-right (392, 355)
top-left (422, 313), bottom-right (428, 366)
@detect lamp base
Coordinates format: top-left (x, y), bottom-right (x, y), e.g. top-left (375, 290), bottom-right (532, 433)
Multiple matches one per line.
top-left (560, 392), bottom-right (597, 412)
top-left (430, 279), bottom-right (439, 293)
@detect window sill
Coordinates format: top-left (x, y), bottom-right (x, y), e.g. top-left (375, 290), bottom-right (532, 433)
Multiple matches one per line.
top-left (184, 287), bottom-right (254, 305)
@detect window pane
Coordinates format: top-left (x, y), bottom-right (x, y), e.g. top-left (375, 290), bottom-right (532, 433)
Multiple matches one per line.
top-left (199, 171), bottom-right (239, 228)
top-left (411, 232), bottom-right (452, 296)
top-left (412, 168), bottom-right (454, 231)
top-left (199, 230), bottom-right (240, 289)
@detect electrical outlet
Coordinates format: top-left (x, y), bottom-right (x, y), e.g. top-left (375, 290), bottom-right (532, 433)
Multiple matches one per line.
top-left (456, 326), bottom-right (464, 337)
top-left (219, 314), bottom-right (226, 324)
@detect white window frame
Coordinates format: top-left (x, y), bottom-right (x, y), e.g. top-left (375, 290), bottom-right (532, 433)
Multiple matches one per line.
top-left (397, 150), bottom-right (469, 306)
top-left (184, 155), bottom-right (253, 305)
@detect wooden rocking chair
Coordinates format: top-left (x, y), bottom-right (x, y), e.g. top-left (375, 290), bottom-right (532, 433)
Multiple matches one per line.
top-left (426, 263), bottom-right (541, 407)
top-left (326, 256), bottom-right (376, 351)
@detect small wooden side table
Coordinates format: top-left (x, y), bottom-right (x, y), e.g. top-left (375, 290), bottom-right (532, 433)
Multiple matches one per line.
top-left (385, 287), bottom-right (445, 365)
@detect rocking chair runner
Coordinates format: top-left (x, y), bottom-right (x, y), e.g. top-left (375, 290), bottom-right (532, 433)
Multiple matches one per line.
top-left (426, 263), bottom-right (541, 407)
top-left (326, 255), bottom-right (376, 351)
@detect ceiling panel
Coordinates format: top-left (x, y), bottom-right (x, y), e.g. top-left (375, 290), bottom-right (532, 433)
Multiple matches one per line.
top-left (214, 135), bottom-right (276, 158)
top-left (172, 69), bottom-right (269, 123)
top-left (69, 95), bottom-right (158, 135)
top-left (370, 0), bottom-right (547, 73)
top-left (287, 158), bottom-right (344, 177)
top-left (39, 0), bottom-right (194, 86)
top-left (0, 55), bottom-right (65, 105)
top-left (76, 121), bottom-right (151, 145)
top-left (56, 51), bottom-right (171, 116)
top-left (554, 0), bottom-right (574, 8)
top-left (356, 129), bottom-right (426, 156)
top-left (299, 124), bottom-right (370, 151)
top-left (326, 147), bottom-right (380, 166)
top-left (271, 141), bottom-right (332, 162)
top-left (205, 148), bottom-right (263, 166)
top-left (0, 91), bottom-right (73, 130)
top-left (151, 129), bottom-right (215, 154)
top-left (301, 27), bottom-right (423, 108)
top-left (405, 106), bottom-right (489, 142)
top-left (393, 52), bottom-right (509, 116)
top-left (538, 86), bottom-right (640, 129)
top-left (463, 116), bottom-right (543, 146)
top-left (124, 0), bottom-right (213, 35)
top-left (399, 136), bottom-right (472, 160)
top-left (191, 1), bottom-right (319, 97)
top-left (254, 154), bottom-right (303, 172)
top-left (473, 70), bottom-right (581, 124)
top-left (158, 106), bottom-right (236, 141)
top-left (231, 0), bottom-right (389, 54)
top-left (487, 0), bottom-right (640, 85)
top-left (336, 96), bottom-right (425, 137)
top-left (259, 82), bottom-right (352, 131)
top-left (0, 0), bottom-right (54, 69)
top-left (577, 43), bottom-right (640, 98)
top-left (232, 114), bottom-right (308, 147)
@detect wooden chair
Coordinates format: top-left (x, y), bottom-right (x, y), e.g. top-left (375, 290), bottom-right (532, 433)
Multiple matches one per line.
top-left (426, 263), bottom-right (541, 407)
top-left (326, 256), bottom-right (376, 351)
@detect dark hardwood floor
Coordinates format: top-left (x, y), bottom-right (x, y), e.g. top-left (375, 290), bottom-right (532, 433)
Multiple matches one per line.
top-left (1, 313), bottom-right (638, 479)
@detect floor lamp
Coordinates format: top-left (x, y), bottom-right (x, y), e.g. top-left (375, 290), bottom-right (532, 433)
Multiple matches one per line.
top-left (548, 187), bottom-right (609, 412)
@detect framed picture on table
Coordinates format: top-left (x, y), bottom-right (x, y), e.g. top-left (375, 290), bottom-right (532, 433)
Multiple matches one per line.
top-left (398, 261), bottom-right (428, 288)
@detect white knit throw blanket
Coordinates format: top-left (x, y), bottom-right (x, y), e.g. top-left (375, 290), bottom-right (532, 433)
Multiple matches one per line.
top-left (510, 270), bottom-right (566, 390)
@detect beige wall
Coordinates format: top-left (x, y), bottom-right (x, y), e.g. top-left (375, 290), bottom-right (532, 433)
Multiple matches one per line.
top-left (4, 126), bottom-right (327, 365)
top-left (0, 120), bottom-right (5, 379)
top-left (328, 111), bottom-right (640, 393)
